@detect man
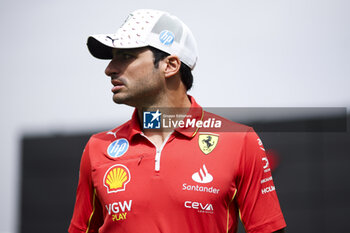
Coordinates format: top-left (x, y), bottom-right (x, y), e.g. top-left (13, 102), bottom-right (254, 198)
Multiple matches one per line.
top-left (69, 9), bottom-right (286, 233)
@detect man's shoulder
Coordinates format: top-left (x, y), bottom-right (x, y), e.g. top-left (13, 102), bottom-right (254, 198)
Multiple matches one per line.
top-left (89, 119), bottom-right (133, 142)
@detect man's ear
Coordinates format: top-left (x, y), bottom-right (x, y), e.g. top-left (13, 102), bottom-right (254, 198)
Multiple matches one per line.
top-left (163, 55), bottom-right (181, 78)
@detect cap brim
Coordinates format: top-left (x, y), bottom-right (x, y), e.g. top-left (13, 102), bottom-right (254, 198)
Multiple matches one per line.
top-left (87, 34), bottom-right (149, 60)
top-left (87, 35), bottom-right (115, 60)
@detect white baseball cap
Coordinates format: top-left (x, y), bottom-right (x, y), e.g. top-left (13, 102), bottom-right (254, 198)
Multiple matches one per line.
top-left (87, 9), bottom-right (198, 70)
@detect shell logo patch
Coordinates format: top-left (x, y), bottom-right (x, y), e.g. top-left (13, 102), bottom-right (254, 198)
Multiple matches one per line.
top-left (103, 164), bottom-right (131, 194)
top-left (198, 134), bottom-right (219, 155)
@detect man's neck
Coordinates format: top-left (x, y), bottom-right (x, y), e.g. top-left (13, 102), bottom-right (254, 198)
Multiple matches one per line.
top-left (137, 94), bottom-right (192, 148)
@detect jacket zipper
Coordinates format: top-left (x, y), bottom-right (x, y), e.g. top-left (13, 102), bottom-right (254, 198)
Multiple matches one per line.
top-left (141, 131), bottom-right (173, 172)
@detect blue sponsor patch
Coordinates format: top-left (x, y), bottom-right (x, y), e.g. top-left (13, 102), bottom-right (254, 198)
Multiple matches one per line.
top-left (159, 30), bottom-right (175, 46)
top-left (107, 138), bottom-right (129, 158)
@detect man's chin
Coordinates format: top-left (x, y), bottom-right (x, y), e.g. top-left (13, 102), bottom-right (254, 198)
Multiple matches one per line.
top-left (112, 96), bottom-right (125, 104)
top-left (112, 95), bottom-right (134, 106)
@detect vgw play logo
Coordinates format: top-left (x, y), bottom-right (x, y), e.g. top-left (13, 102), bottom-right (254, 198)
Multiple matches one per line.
top-left (143, 110), bottom-right (162, 129)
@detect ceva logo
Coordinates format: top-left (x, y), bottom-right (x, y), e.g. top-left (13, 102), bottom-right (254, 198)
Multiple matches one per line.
top-left (184, 201), bottom-right (214, 214)
top-left (192, 164), bottom-right (213, 184)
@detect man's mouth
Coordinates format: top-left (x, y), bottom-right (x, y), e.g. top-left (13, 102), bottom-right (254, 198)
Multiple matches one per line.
top-left (111, 79), bottom-right (125, 93)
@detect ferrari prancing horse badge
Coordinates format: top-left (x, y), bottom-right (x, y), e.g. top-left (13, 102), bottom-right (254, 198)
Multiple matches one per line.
top-left (198, 134), bottom-right (219, 155)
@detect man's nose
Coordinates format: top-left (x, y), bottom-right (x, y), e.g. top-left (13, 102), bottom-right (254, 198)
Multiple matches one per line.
top-left (105, 59), bottom-right (120, 77)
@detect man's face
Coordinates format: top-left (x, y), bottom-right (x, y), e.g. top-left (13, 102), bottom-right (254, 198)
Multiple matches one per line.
top-left (105, 48), bottom-right (164, 107)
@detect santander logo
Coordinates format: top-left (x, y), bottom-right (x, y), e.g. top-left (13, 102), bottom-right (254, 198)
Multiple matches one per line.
top-left (192, 164), bottom-right (213, 184)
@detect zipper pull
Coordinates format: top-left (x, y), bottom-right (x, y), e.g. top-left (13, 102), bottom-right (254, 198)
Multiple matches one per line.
top-left (155, 149), bottom-right (161, 171)
top-left (138, 155), bottom-right (144, 166)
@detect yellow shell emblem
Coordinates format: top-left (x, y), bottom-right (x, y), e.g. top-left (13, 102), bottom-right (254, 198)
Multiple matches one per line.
top-left (198, 134), bottom-right (219, 155)
top-left (103, 164), bottom-right (131, 193)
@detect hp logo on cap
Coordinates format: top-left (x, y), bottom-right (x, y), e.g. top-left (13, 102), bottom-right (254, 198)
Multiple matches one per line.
top-left (159, 30), bottom-right (175, 46)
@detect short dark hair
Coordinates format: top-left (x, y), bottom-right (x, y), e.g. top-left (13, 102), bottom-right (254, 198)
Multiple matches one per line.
top-left (148, 46), bottom-right (193, 91)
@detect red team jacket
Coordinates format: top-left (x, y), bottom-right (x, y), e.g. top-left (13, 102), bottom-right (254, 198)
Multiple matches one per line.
top-left (69, 97), bottom-right (286, 233)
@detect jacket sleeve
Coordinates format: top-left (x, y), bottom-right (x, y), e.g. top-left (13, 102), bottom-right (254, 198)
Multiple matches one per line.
top-left (68, 139), bottom-right (104, 233)
top-left (235, 128), bottom-right (286, 233)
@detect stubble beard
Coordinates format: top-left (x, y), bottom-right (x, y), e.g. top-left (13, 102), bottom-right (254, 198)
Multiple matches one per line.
top-left (112, 69), bottom-right (163, 107)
